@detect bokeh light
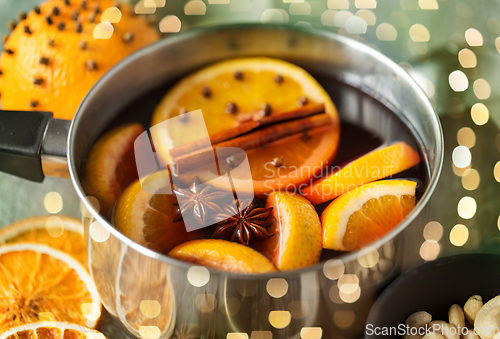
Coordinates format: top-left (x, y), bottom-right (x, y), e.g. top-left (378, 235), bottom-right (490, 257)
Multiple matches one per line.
top-left (328, 0), bottom-right (349, 9)
top-left (449, 70), bottom-right (468, 92)
top-left (376, 23), bottom-right (397, 41)
top-left (420, 240), bottom-right (440, 261)
top-left (356, 9), bottom-right (376, 25)
top-left (44, 192), bottom-right (63, 214)
top-left (101, 6), bottom-right (122, 23)
top-left (139, 300), bottom-right (161, 319)
top-left (261, 8), bottom-right (288, 24)
top-left (450, 224), bottom-right (469, 247)
top-left (457, 127), bottom-right (476, 148)
top-left (90, 221), bottom-right (110, 243)
top-left (461, 169), bottom-right (480, 191)
top-left (409, 24), bottom-right (430, 42)
top-left (93, 22), bottom-right (114, 39)
top-left (465, 28), bottom-right (483, 46)
top-left (339, 285), bottom-right (361, 303)
top-left (185, 0), bottom-right (207, 15)
top-left (266, 278), bottom-right (289, 298)
top-left (358, 247), bottom-right (379, 268)
top-left (300, 327), bottom-right (323, 339)
top-left (269, 311), bottom-right (292, 329)
top-left (159, 15), bottom-right (181, 33)
top-left (323, 259), bottom-right (345, 280)
top-left (494, 161), bottom-right (500, 182)
top-left (45, 215), bottom-right (64, 238)
top-left (458, 49), bottom-right (477, 68)
top-left (187, 266), bottom-right (210, 287)
top-left (334, 10), bottom-right (353, 27)
top-left (321, 10), bottom-right (338, 26)
top-left (418, 0), bottom-right (438, 10)
top-left (471, 103), bottom-right (489, 125)
top-left (227, 334), bottom-right (248, 339)
top-left (452, 146), bottom-right (472, 168)
top-left (473, 79), bottom-right (491, 100)
top-left (355, 0), bottom-right (377, 9)
top-left (135, 0), bottom-right (156, 14)
top-left (423, 221), bottom-right (443, 241)
top-left (458, 196), bottom-right (477, 219)
top-left (139, 326), bottom-right (160, 339)
top-left (346, 16), bottom-right (368, 34)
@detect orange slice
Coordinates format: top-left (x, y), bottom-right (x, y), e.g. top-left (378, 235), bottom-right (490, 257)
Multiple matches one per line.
top-left (302, 141), bottom-right (421, 205)
top-left (0, 322), bottom-right (107, 339)
top-left (0, 215), bottom-right (86, 266)
top-left (321, 180), bottom-right (417, 251)
top-left (151, 57), bottom-right (340, 195)
top-left (0, 244), bottom-right (101, 332)
top-left (113, 170), bottom-right (204, 253)
top-left (83, 123), bottom-right (144, 219)
top-left (168, 239), bottom-right (276, 274)
top-left (254, 192), bottom-right (322, 270)
top-left (0, 0), bottom-right (160, 120)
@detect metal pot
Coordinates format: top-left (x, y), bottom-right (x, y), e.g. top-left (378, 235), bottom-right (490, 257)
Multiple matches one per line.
top-left (0, 25), bottom-right (443, 338)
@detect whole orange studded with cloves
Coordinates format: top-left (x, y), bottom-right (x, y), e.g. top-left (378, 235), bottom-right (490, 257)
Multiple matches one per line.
top-left (0, 0), bottom-right (160, 120)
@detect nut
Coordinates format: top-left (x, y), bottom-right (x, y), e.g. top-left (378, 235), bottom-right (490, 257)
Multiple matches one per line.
top-left (463, 326), bottom-right (480, 339)
top-left (474, 295), bottom-right (500, 339)
top-left (429, 321), bottom-right (460, 339)
top-left (465, 296), bottom-right (484, 325)
top-left (406, 311), bottom-right (433, 328)
top-left (449, 304), bottom-right (465, 329)
top-left (404, 312), bottom-right (432, 339)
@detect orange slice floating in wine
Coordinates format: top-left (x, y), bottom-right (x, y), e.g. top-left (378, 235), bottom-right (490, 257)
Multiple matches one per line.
top-left (321, 180), bottom-right (417, 251)
top-left (151, 57), bottom-right (340, 196)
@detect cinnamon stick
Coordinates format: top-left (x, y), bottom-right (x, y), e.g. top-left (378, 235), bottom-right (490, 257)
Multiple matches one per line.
top-left (169, 103), bottom-right (326, 159)
top-left (173, 113), bottom-right (332, 173)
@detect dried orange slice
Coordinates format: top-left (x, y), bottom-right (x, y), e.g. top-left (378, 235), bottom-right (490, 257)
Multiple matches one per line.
top-left (151, 57), bottom-right (340, 195)
top-left (0, 215), bottom-right (86, 266)
top-left (113, 171), bottom-right (204, 254)
top-left (254, 192), bottom-right (322, 270)
top-left (0, 322), bottom-right (107, 339)
top-left (302, 142), bottom-right (421, 205)
top-left (0, 244), bottom-right (101, 332)
top-left (0, 0), bottom-right (160, 120)
top-left (84, 123), bottom-right (144, 219)
top-left (169, 239), bottom-right (276, 274)
top-left (321, 180), bottom-right (417, 251)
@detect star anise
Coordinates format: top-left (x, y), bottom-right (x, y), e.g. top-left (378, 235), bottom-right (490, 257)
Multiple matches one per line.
top-left (212, 200), bottom-right (274, 245)
top-left (173, 177), bottom-right (227, 225)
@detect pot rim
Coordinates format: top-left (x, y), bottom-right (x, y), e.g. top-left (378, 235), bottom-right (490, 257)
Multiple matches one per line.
top-left (68, 23), bottom-right (444, 279)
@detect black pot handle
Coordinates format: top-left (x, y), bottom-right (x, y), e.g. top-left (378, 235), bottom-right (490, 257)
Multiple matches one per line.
top-left (0, 110), bottom-right (69, 182)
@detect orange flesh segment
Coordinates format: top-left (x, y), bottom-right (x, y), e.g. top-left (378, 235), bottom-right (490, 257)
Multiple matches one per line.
top-left (342, 194), bottom-right (415, 251)
top-left (321, 180), bottom-right (417, 251)
top-left (256, 192), bottom-right (322, 270)
top-left (302, 141), bottom-right (421, 205)
top-left (168, 239), bottom-right (276, 274)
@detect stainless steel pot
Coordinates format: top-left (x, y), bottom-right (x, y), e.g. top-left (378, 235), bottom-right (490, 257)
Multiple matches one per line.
top-left (0, 25), bottom-right (443, 338)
